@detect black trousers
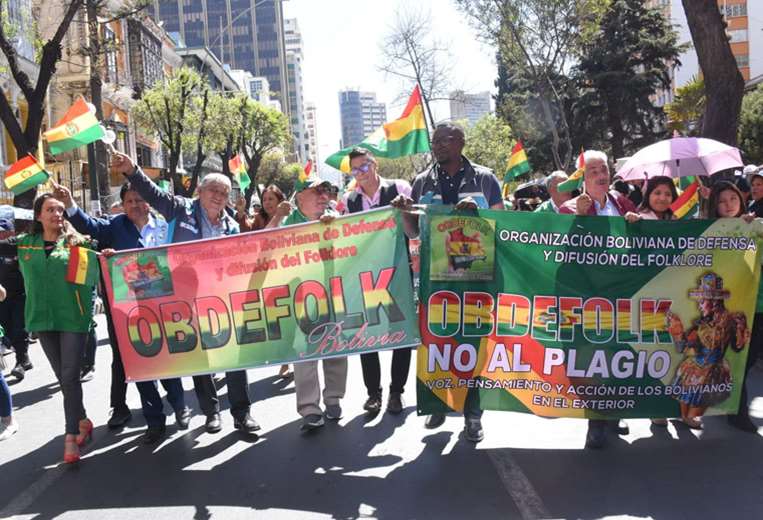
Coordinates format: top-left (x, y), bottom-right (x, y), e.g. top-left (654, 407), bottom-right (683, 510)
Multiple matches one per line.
top-left (737, 312), bottom-right (763, 417)
top-left (0, 293), bottom-right (28, 361)
top-left (192, 371), bottom-right (251, 418)
top-left (360, 347), bottom-right (412, 396)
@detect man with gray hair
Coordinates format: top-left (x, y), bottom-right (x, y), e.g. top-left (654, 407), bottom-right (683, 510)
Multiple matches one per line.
top-left (535, 171), bottom-right (572, 213)
top-left (112, 153), bottom-right (259, 436)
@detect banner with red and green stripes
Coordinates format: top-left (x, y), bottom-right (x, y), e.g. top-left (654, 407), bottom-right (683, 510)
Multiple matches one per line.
top-left (101, 208), bottom-right (419, 382)
top-left (417, 207), bottom-right (762, 419)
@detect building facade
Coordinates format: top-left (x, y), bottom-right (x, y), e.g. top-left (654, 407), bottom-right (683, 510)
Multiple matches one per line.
top-left (284, 18), bottom-right (307, 162)
top-left (151, 0), bottom-right (289, 117)
top-left (304, 102), bottom-right (318, 167)
top-left (449, 90), bottom-right (492, 126)
top-left (338, 90), bottom-right (387, 148)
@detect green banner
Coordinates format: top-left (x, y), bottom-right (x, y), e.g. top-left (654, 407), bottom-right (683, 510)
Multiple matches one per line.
top-left (417, 207), bottom-right (762, 419)
top-left (101, 208), bottom-right (419, 382)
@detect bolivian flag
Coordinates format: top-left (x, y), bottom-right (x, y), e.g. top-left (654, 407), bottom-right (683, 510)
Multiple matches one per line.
top-left (504, 141), bottom-right (531, 181)
top-left (325, 85), bottom-right (430, 173)
top-left (65, 246), bottom-right (99, 286)
top-left (4, 154), bottom-right (49, 195)
top-left (557, 150), bottom-right (586, 193)
top-left (229, 154), bottom-right (250, 192)
top-left (44, 97), bottom-right (105, 155)
top-left (670, 178), bottom-right (700, 219)
top-left (295, 160), bottom-right (313, 191)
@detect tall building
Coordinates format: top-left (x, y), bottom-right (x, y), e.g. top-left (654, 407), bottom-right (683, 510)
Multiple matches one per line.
top-left (649, 0), bottom-right (762, 92)
top-left (151, 0), bottom-right (289, 116)
top-left (449, 90), bottom-right (492, 126)
top-left (284, 18), bottom-right (307, 162)
top-left (338, 90), bottom-right (387, 148)
top-left (304, 102), bottom-right (319, 167)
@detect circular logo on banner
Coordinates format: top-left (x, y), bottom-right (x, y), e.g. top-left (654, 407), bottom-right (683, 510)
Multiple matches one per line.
top-left (65, 123), bottom-right (79, 136)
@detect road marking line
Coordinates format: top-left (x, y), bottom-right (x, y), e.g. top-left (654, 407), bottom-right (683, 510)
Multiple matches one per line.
top-left (487, 449), bottom-right (551, 520)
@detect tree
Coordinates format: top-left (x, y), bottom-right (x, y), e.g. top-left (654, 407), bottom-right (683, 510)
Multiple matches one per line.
top-left (456, 0), bottom-right (606, 170)
top-left (238, 99), bottom-right (291, 206)
top-left (463, 114), bottom-right (515, 175)
top-left (132, 67), bottom-right (205, 197)
top-left (255, 152), bottom-right (298, 196)
top-left (0, 0), bottom-right (84, 207)
top-left (738, 85), bottom-right (763, 164)
top-left (212, 93), bottom-right (248, 178)
top-left (682, 0), bottom-right (745, 146)
top-left (378, 7), bottom-right (452, 130)
top-left (665, 76), bottom-right (705, 136)
top-left (375, 156), bottom-right (426, 183)
top-left (574, 0), bottom-right (684, 160)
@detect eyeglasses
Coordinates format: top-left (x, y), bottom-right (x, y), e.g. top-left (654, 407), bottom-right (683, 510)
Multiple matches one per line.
top-left (350, 162), bottom-right (373, 175)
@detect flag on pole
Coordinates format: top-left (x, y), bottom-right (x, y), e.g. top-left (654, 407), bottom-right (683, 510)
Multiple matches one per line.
top-left (504, 142), bottom-right (531, 181)
top-left (4, 154), bottom-right (50, 195)
top-left (325, 85), bottom-right (430, 173)
top-left (65, 246), bottom-right (99, 286)
top-left (295, 160), bottom-right (314, 192)
top-left (229, 154), bottom-right (251, 192)
top-left (44, 97), bottom-right (105, 155)
top-left (557, 150), bottom-right (586, 193)
top-left (670, 178), bottom-right (700, 219)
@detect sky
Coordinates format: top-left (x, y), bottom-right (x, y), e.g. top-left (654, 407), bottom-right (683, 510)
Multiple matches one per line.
top-left (282, 0), bottom-right (497, 177)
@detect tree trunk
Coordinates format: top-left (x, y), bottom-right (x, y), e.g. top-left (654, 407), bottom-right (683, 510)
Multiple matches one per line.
top-left (681, 0), bottom-right (745, 147)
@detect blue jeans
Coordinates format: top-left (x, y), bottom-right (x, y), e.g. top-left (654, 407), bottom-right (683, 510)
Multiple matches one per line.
top-left (0, 371), bottom-right (11, 417)
top-left (136, 378), bottom-right (185, 427)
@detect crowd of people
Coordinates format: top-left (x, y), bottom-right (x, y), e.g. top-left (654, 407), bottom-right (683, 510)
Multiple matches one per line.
top-left (0, 122), bottom-right (762, 462)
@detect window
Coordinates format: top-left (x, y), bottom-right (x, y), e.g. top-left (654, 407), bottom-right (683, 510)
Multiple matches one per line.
top-left (721, 3), bottom-right (747, 17)
top-left (728, 29), bottom-right (748, 43)
top-left (736, 54), bottom-right (750, 67)
top-left (103, 26), bottom-right (118, 83)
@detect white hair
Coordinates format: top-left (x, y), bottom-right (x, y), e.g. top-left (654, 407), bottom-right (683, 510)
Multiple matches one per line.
top-left (546, 170), bottom-right (568, 185)
top-left (199, 173), bottom-right (232, 191)
top-left (583, 150), bottom-right (609, 171)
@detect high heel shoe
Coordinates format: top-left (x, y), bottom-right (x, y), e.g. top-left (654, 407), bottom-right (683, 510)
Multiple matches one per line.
top-left (76, 418), bottom-right (93, 447)
top-left (63, 434), bottom-right (80, 464)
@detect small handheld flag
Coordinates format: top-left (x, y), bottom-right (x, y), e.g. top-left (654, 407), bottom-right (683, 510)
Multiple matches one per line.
top-left (229, 154), bottom-right (250, 192)
top-left (4, 154), bottom-right (50, 195)
top-left (65, 246), bottom-right (99, 286)
top-left (294, 160), bottom-right (314, 192)
top-left (504, 141), bottom-right (531, 181)
top-left (670, 179), bottom-right (700, 219)
top-left (44, 97), bottom-right (105, 155)
top-left (557, 150), bottom-right (585, 193)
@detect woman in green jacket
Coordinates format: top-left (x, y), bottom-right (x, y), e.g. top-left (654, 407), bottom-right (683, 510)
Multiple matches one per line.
top-left (0, 193), bottom-right (99, 463)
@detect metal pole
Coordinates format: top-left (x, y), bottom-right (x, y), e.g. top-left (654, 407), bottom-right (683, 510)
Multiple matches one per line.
top-left (86, 142), bottom-right (101, 215)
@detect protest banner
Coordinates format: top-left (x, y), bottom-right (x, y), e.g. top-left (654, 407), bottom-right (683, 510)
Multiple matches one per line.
top-left (416, 207), bottom-right (763, 419)
top-left (101, 208), bottom-right (419, 382)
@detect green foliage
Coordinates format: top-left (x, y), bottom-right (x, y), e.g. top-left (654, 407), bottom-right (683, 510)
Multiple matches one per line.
top-left (255, 153), bottom-right (298, 196)
top-left (239, 99), bottom-right (292, 160)
top-left (375, 156), bottom-right (426, 183)
top-left (665, 76), bottom-right (705, 136)
top-left (463, 114), bottom-right (515, 175)
top-left (739, 84), bottom-right (763, 164)
top-left (574, 0), bottom-right (685, 159)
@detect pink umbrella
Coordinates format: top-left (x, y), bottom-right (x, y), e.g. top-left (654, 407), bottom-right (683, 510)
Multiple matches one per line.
top-left (615, 137), bottom-right (743, 181)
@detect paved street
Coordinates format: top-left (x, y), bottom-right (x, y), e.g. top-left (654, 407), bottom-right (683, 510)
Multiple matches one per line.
top-left (2, 314), bottom-right (763, 519)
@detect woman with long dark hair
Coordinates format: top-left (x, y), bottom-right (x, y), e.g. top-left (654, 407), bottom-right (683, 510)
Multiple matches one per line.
top-left (0, 193), bottom-right (99, 462)
top-left (236, 185), bottom-right (286, 232)
top-left (624, 175), bottom-right (678, 222)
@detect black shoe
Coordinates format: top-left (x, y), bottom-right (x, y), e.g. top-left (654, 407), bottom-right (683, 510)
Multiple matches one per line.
top-left (585, 421), bottom-right (606, 449)
top-left (10, 363), bottom-right (25, 381)
top-left (386, 392), bottom-right (404, 414)
top-left (175, 407), bottom-right (192, 430)
top-left (609, 419), bottom-right (629, 436)
top-left (425, 413), bottom-right (446, 429)
top-left (363, 394), bottom-right (382, 414)
top-left (142, 426), bottom-right (166, 444)
top-left (728, 414), bottom-right (758, 433)
top-left (205, 413), bottom-right (222, 434)
top-left (80, 365), bottom-right (95, 382)
top-left (464, 418), bottom-right (484, 443)
top-left (107, 407), bottom-right (132, 429)
top-left (233, 413), bottom-right (261, 434)
top-left (20, 359), bottom-right (32, 371)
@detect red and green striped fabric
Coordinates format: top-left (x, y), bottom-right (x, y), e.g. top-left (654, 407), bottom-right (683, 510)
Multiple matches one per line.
top-left (44, 97), bottom-right (105, 155)
top-left (66, 246), bottom-right (99, 286)
top-left (4, 154), bottom-right (49, 195)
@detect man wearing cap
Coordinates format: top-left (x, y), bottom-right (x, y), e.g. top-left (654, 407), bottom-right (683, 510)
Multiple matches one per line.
top-left (342, 147), bottom-right (413, 416)
top-left (268, 173), bottom-right (345, 432)
top-left (110, 152), bottom-right (259, 437)
top-left (535, 172), bottom-right (572, 213)
top-left (0, 217), bottom-right (31, 381)
top-left (392, 122), bottom-right (504, 444)
top-left (54, 181), bottom-right (191, 444)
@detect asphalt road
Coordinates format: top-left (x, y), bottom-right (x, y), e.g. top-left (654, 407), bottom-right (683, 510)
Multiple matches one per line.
top-left (2, 314), bottom-right (763, 520)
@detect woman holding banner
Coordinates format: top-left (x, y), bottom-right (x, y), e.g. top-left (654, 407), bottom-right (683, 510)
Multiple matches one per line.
top-left (624, 176), bottom-right (678, 222)
top-left (0, 194), bottom-right (99, 463)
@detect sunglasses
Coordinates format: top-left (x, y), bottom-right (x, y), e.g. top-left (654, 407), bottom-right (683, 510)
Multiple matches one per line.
top-left (350, 162), bottom-right (373, 175)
